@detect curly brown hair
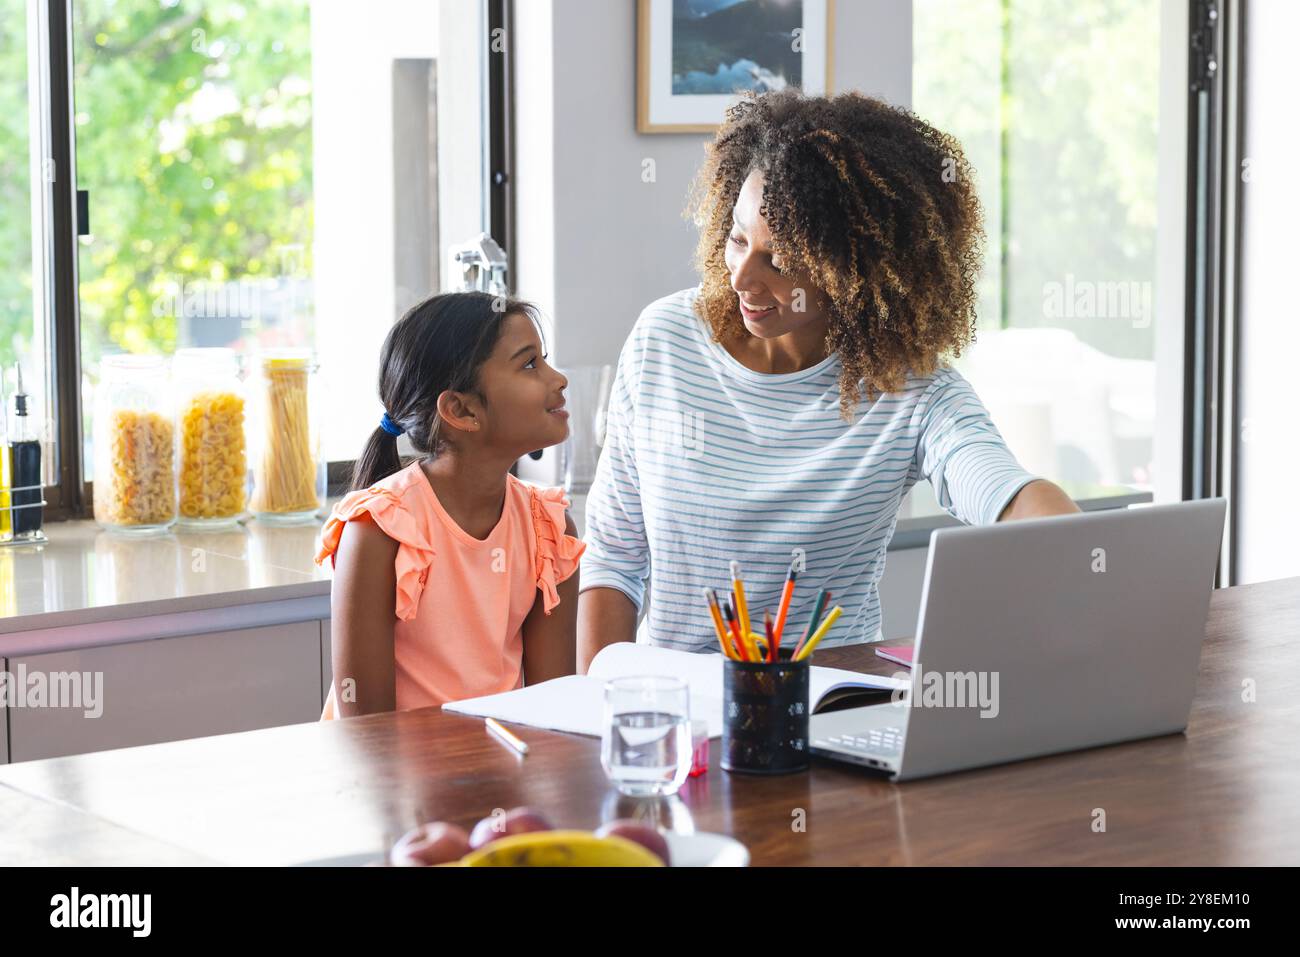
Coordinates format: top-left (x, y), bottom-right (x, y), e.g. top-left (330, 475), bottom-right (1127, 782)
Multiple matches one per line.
top-left (686, 88), bottom-right (985, 418)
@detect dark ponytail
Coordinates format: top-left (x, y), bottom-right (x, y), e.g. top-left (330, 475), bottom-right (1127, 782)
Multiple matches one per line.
top-left (350, 291), bottom-right (542, 491)
top-left (351, 426), bottom-right (405, 495)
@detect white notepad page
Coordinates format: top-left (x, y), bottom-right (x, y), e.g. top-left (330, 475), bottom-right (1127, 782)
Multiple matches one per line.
top-left (441, 643), bottom-right (907, 739)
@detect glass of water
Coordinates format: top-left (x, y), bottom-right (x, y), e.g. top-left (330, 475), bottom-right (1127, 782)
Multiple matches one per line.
top-left (601, 676), bottom-right (692, 797)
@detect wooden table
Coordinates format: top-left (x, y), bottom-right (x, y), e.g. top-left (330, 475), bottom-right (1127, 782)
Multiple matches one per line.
top-left (2, 577), bottom-right (1298, 866)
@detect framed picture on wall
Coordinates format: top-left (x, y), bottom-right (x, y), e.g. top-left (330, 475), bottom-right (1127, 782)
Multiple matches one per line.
top-left (637, 0), bottom-right (835, 134)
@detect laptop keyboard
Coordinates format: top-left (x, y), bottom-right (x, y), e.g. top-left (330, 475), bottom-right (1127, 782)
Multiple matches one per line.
top-left (816, 725), bottom-right (904, 756)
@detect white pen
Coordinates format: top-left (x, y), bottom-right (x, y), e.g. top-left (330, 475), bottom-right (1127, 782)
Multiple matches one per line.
top-left (485, 717), bottom-right (529, 756)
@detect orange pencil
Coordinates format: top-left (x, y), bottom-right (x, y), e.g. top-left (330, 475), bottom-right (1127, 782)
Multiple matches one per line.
top-left (716, 589), bottom-right (747, 660)
top-left (771, 560), bottom-right (798, 656)
top-left (703, 587), bottom-right (734, 658)
top-left (729, 590), bottom-right (752, 660)
top-left (712, 588), bottom-right (742, 659)
top-left (724, 598), bottom-right (749, 661)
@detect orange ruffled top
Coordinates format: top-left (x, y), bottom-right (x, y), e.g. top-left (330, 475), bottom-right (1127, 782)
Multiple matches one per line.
top-left (314, 461), bottom-right (584, 719)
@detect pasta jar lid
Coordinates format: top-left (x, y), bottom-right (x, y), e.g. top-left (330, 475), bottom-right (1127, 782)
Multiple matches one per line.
top-left (256, 348), bottom-right (316, 371)
top-left (174, 347), bottom-right (240, 375)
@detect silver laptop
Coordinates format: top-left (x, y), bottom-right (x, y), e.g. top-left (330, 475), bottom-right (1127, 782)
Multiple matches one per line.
top-left (811, 498), bottom-right (1226, 780)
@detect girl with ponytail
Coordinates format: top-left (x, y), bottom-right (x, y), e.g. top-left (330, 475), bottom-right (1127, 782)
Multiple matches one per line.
top-left (314, 292), bottom-right (584, 718)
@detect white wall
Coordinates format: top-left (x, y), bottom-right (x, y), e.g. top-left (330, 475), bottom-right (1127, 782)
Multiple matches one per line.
top-left (311, 0), bottom-right (438, 461)
top-left (515, 0), bottom-right (914, 371)
top-left (1236, 0), bottom-right (1300, 583)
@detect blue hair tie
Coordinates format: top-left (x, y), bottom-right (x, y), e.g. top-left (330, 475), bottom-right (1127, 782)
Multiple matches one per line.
top-left (379, 412), bottom-right (404, 437)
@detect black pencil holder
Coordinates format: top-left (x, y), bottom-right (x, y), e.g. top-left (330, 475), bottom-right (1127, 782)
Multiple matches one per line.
top-left (722, 649), bottom-right (810, 775)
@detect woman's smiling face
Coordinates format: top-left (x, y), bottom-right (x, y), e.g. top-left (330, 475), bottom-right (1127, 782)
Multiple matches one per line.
top-left (724, 169), bottom-right (828, 340)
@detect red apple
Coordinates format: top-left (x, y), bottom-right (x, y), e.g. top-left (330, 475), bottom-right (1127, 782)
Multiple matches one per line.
top-left (594, 821), bottom-right (672, 866)
top-left (390, 822), bottom-right (472, 866)
top-left (469, 806), bottom-right (554, 849)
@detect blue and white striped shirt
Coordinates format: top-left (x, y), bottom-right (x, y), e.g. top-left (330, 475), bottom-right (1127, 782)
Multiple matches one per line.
top-left (580, 286), bottom-right (1039, 652)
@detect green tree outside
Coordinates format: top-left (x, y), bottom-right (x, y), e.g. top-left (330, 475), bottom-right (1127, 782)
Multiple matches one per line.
top-left (0, 0), bottom-right (313, 393)
top-left (914, 0), bottom-right (1160, 360)
top-left (72, 0), bottom-right (314, 366)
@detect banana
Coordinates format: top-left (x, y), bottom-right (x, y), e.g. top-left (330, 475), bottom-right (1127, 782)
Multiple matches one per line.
top-left (454, 830), bottom-right (666, 867)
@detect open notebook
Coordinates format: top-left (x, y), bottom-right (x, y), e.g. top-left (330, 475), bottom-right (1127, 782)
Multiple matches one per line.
top-left (442, 643), bottom-right (909, 739)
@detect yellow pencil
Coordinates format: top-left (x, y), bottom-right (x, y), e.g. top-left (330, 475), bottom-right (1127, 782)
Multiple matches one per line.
top-left (793, 606), bottom-right (843, 661)
top-left (730, 560), bottom-right (752, 645)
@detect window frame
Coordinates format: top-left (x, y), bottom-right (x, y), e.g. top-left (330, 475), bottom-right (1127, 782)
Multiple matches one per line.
top-left (1182, 0), bottom-right (1243, 586)
top-left (39, 0), bottom-right (84, 521)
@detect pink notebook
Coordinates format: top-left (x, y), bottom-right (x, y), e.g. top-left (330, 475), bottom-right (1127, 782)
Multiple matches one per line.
top-left (874, 645), bottom-right (914, 668)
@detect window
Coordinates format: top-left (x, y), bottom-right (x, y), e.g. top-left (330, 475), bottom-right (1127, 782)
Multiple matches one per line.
top-left (72, 0), bottom-right (316, 478)
top-left (8, 0), bottom-right (505, 517)
top-left (914, 0), bottom-right (1170, 496)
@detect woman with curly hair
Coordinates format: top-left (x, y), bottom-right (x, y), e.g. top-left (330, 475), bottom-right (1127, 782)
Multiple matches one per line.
top-left (577, 89), bottom-right (1078, 668)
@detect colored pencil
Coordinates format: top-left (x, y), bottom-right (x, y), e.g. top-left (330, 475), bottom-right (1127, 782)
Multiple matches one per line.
top-left (714, 588), bottom-right (741, 659)
top-left (764, 609), bottom-right (775, 662)
top-left (728, 591), bottom-right (754, 661)
top-left (794, 606), bottom-right (843, 661)
top-left (485, 717), bottom-right (529, 756)
top-left (794, 588), bottom-right (829, 658)
top-left (730, 561), bottom-right (752, 648)
top-left (771, 560), bottom-right (798, 655)
top-left (703, 587), bottom-right (734, 658)
top-left (724, 598), bottom-right (749, 661)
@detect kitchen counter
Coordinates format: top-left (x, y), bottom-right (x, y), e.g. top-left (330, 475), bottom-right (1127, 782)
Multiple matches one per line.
top-left (0, 514), bottom-right (337, 764)
top-left (0, 517), bottom-right (330, 639)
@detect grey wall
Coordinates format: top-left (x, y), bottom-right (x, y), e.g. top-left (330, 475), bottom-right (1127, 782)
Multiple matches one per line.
top-left (515, 0), bottom-right (914, 370)
top-left (393, 58), bottom-right (439, 310)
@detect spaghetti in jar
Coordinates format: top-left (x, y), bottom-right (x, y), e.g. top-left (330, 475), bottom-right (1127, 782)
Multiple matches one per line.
top-left (248, 350), bottom-right (324, 525)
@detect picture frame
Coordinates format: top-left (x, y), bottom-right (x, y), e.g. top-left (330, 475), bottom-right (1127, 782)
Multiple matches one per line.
top-left (637, 0), bottom-right (835, 134)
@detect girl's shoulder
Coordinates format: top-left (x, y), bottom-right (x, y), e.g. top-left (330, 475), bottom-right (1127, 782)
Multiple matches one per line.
top-left (314, 462), bottom-right (436, 620)
top-left (505, 473), bottom-right (567, 511)
top-left (320, 461), bottom-right (432, 537)
top-left (508, 477), bottom-right (585, 616)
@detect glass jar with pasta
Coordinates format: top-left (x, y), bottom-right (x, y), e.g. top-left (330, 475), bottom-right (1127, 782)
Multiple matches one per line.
top-left (248, 349), bottom-right (324, 525)
top-left (174, 348), bottom-right (246, 529)
top-left (93, 354), bottom-right (176, 533)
